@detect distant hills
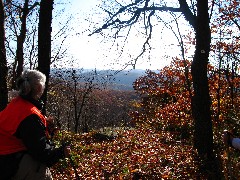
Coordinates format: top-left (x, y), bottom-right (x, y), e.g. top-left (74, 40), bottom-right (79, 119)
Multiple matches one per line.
top-left (105, 69), bottom-right (146, 90)
top-left (50, 68), bottom-right (147, 90)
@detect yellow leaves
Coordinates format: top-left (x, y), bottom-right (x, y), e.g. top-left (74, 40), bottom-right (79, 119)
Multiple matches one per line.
top-left (130, 100), bottom-right (141, 108)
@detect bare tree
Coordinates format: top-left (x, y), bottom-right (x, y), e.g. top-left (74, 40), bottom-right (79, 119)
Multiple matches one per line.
top-left (70, 69), bottom-right (99, 133)
top-left (38, 0), bottom-right (54, 113)
top-left (0, 0), bottom-right (8, 110)
top-left (90, 0), bottom-right (222, 177)
top-left (5, 0), bottom-right (39, 89)
top-left (2, 0), bottom-right (72, 111)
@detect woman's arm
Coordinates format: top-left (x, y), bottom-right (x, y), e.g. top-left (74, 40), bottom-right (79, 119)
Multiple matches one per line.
top-left (15, 114), bottom-right (65, 167)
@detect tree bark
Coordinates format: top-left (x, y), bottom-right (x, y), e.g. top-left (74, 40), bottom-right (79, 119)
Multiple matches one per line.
top-left (190, 3), bottom-right (223, 177)
top-left (38, 0), bottom-right (54, 114)
top-left (0, 0), bottom-right (8, 110)
top-left (191, 0), bottom-right (213, 157)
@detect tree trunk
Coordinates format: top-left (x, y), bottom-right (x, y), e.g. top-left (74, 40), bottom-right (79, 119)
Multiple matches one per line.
top-left (0, 0), bottom-right (8, 110)
top-left (38, 0), bottom-right (54, 114)
top-left (191, 1), bottom-right (224, 178)
top-left (191, 0), bottom-right (213, 157)
top-left (11, 0), bottom-right (29, 89)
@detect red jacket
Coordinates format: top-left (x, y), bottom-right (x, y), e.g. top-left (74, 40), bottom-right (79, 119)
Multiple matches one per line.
top-left (0, 96), bottom-right (46, 155)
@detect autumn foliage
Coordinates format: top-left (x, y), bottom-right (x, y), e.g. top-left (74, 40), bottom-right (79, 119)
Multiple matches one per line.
top-left (132, 59), bottom-right (193, 135)
top-left (52, 129), bottom-right (203, 179)
top-left (132, 58), bottom-right (240, 131)
top-left (50, 57), bottom-right (240, 179)
top-left (49, 0), bottom-right (240, 179)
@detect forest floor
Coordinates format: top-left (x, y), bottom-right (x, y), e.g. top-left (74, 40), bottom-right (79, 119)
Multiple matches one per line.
top-left (51, 128), bottom-right (240, 179)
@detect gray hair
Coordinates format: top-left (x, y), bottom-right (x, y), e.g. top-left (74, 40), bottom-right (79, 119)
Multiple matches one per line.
top-left (16, 70), bottom-right (46, 97)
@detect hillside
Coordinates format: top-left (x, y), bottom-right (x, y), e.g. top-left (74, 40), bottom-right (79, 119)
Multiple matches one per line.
top-left (51, 68), bottom-right (147, 90)
top-left (106, 69), bottom-right (146, 90)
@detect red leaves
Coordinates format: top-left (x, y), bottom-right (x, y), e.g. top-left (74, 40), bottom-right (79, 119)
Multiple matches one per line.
top-left (52, 129), bottom-right (200, 179)
top-left (132, 58), bottom-right (193, 130)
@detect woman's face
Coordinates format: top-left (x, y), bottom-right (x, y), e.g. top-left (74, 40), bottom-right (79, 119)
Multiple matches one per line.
top-left (39, 82), bottom-right (45, 96)
top-left (35, 82), bottom-right (45, 99)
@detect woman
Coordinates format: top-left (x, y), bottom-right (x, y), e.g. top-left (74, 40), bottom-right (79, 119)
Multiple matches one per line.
top-left (0, 70), bottom-right (70, 180)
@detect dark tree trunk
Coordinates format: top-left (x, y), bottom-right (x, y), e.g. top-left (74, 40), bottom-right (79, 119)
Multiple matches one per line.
top-left (191, 0), bottom-right (222, 178)
top-left (0, 0), bottom-right (8, 110)
top-left (191, 0), bottom-right (213, 157)
top-left (188, 1), bottom-right (223, 177)
top-left (38, 0), bottom-right (54, 114)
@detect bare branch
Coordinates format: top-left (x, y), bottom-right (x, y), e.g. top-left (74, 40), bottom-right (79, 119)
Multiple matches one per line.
top-left (133, 7), bottom-right (154, 69)
top-left (209, 0), bottom-right (215, 20)
top-left (89, 2), bottom-right (183, 36)
top-left (178, 0), bottom-right (196, 30)
top-left (28, 2), bottom-right (40, 12)
top-left (221, 11), bottom-right (240, 31)
top-left (89, 0), bottom-right (197, 70)
top-left (51, 36), bottom-right (68, 64)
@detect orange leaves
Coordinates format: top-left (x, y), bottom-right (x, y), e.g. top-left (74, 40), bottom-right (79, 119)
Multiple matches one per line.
top-left (51, 129), bottom-right (201, 179)
top-left (211, 0), bottom-right (240, 59)
top-left (212, 41), bottom-right (240, 54)
top-left (132, 54), bottom-right (240, 140)
top-left (132, 58), bottom-right (193, 130)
